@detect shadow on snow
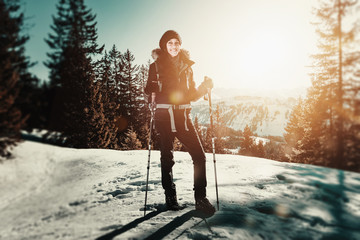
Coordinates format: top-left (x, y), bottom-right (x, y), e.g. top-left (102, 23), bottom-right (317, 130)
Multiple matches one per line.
top-left (96, 163), bottom-right (360, 239)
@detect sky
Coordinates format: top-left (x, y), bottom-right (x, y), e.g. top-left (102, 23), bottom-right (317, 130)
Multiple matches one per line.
top-left (22, 0), bottom-right (318, 91)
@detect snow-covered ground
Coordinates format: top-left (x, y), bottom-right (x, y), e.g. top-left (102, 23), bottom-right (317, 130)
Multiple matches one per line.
top-left (1, 141), bottom-right (360, 240)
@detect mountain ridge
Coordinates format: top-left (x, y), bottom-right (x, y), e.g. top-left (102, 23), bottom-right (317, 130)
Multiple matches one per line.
top-left (191, 87), bottom-right (304, 136)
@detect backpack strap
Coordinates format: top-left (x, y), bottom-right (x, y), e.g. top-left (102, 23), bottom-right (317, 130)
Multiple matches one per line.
top-left (154, 62), bottom-right (159, 80)
top-left (154, 62), bottom-right (162, 92)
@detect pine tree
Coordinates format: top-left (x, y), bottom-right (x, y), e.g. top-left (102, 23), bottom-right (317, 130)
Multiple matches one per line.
top-left (203, 126), bottom-right (212, 153)
top-left (95, 50), bottom-right (120, 149)
top-left (284, 0), bottom-right (360, 171)
top-left (107, 45), bottom-right (122, 103)
top-left (339, 0), bottom-right (360, 171)
top-left (213, 104), bottom-right (226, 154)
top-left (106, 45), bottom-right (130, 147)
top-left (121, 127), bottom-right (142, 150)
top-left (9, 14), bottom-right (39, 132)
top-left (108, 45), bottom-right (126, 133)
top-left (317, 0), bottom-right (360, 168)
top-left (239, 125), bottom-right (255, 156)
top-left (0, 0), bottom-right (27, 157)
top-left (15, 74), bottom-right (42, 131)
top-left (44, 0), bottom-right (69, 89)
top-left (285, 90), bottom-right (335, 165)
top-left (43, 0), bottom-right (71, 132)
top-left (255, 140), bottom-right (265, 158)
top-left (265, 140), bottom-right (285, 161)
top-left (45, 0), bottom-right (106, 148)
top-left (120, 49), bottom-right (139, 129)
top-left (136, 63), bottom-right (151, 147)
top-left (284, 98), bottom-right (306, 162)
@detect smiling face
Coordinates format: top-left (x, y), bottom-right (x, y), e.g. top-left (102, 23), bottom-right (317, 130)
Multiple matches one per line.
top-left (166, 38), bottom-right (181, 57)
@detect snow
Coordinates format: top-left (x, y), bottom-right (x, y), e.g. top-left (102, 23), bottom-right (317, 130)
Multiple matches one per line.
top-left (191, 95), bottom-right (295, 137)
top-left (251, 136), bottom-right (270, 145)
top-left (1, 141), bottom-right (360, 240)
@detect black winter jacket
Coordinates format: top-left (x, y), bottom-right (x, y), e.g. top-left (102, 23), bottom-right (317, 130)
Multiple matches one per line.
top-left (144, 50), bottom-right (207, 105)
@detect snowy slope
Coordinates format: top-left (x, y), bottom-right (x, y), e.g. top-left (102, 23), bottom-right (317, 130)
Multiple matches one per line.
top-left (1, 141), bottom-right (360, 240)
top-left (191, 96), bottom-right (296, 137)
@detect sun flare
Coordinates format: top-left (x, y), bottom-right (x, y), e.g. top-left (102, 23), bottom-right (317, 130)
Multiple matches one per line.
top-left (228, 27), bottom-right (294, 90)
top-left (240, 30), bottom-right (291, 74)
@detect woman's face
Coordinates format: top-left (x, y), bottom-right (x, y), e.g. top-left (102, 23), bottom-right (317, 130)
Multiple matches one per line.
top-left (166, 38), bottom-right (181, 57)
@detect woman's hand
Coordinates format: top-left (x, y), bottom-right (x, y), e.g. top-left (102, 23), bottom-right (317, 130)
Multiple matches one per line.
top-left (202, 76), bottom-right (214, 89)
top-left (190, 76), bottom-right (214, 102)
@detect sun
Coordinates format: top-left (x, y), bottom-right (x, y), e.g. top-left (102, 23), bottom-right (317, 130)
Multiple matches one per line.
top-left (226, 27), bottom-right (294, 90)
top-left (242, 30), bottom-right (290, 73)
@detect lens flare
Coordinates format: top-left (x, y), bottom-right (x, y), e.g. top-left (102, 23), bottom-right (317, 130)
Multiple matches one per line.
top-left (275, 203), bottom-right (290, 218)
top-left (169, 91), bottom-right (184, 104)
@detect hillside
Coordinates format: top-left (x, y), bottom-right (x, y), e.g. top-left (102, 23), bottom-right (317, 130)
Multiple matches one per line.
top-left (192, 95), bottom-right (297, 137)
top-left (1, 141), bottom-right (359, 239)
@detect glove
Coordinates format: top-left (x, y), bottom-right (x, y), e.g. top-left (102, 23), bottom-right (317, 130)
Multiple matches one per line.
top-left (195, 76), bottom-right (213, 101)
top-left (201, 76), bottom-right (213, 89)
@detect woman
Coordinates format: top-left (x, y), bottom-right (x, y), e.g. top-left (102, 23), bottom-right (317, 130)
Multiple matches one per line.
top-left (145, 30), bottom-right (215, 215)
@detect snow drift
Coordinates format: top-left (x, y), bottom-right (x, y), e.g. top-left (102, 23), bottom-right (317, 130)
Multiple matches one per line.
top-left (0, 141), bottom-right (359, 239)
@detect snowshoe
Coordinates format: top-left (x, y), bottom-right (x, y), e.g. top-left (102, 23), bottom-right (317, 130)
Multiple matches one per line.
top-left (195, 197), bottom-right (216, 217)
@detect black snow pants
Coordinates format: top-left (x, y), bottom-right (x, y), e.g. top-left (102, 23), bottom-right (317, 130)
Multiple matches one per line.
top-left (155, 106), bottom-right (207, 200)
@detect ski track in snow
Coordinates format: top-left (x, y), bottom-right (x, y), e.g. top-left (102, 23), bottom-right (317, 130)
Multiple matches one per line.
top-left (0, 141), bottom-right (360, 240)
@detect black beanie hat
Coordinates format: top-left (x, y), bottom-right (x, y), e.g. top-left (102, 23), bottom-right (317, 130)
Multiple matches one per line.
top-left (159, 30), bottom-right (182, 51)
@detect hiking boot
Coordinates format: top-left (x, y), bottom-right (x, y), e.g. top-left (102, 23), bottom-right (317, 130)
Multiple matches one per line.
top-left (195, 197), bottom-right (215, 216)
top-left (165, 194), bottom-right (181, 211)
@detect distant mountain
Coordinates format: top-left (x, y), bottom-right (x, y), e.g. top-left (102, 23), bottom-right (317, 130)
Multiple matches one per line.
top-left (191, 88), bottom-right (303, 136)
top-left (210, 87), bottom-right (307, 99)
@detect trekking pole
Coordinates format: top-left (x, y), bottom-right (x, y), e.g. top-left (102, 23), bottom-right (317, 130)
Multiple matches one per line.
top-left (144, 93), bottom-right (156, 216)
top-left (207, 88), bottom-right (219, 211)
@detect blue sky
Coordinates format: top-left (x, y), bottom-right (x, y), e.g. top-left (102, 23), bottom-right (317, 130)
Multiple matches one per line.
top-left (22, 0), bottom-right (317, 90)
